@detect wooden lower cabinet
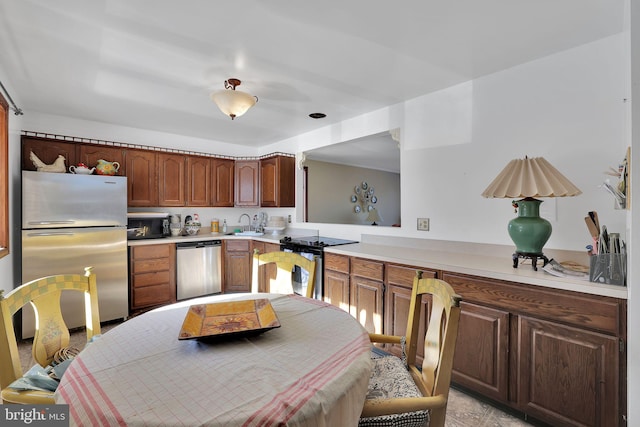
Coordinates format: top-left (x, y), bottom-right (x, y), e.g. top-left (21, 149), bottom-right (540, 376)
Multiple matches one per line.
top-left (517, 316), bottom-right (619, 427)
top-left (324, 253), bottom-right (350, 311)
top-left (322, 254), bottom-right (626, 425)
top-left (451, 301), bottom-right (509, 403)
top-left (224, 240), bottom-right (252, 293)
top-left (324, 252), bottom-right (351, 313)
top-left (443, 272), bottom-right (626, 427)
top-left (252, 241), bottom-right (280, 293)
top-left (350, 258), bottom-right (384, 334)
top-left (350, 276), bottom-right (383, 334)
top-left (325, 269), bottom-right (350, 312)
top-left (384, 264), bottom-right (436, 362)
top-left (129, 244), bottom-right (176, 315)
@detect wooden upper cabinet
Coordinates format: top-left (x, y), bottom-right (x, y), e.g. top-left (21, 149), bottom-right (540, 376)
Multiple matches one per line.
top-left (234, 160), bottom-right (259, 207)
top-left (157, 153), bottom-right (186, 207)
top-left (22, 136), bottom-right (77, 172)
top-left (187, 155), bottom-right (211, 207)
top-left (126, 149), bottom-right (158, 207)
top-left (77, 144), bottom-right (126, 175)
top-left (211, 158), bottom-right (234, 207)
top-left (260, 156), bottom-right (295, 207)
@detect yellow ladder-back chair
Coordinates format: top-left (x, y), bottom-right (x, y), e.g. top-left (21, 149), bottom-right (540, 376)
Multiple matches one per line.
top-left (0, 267), bottom-right (101, 404)
top-left (252, 251), bottom-right (317, 298)
top-left (359, 271), bottom-right (462, 427)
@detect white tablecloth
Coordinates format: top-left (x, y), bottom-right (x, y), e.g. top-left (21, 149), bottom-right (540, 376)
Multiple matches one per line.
top-left (55, 293), bottom-right (372, 427)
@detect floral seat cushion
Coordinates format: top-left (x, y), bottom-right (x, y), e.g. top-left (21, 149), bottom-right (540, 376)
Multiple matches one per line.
top-left (359, 355), bottom-right (430, 427)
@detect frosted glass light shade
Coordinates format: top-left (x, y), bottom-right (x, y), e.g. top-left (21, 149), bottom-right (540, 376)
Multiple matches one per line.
top-left (210, 89), bottom-right (257, 119)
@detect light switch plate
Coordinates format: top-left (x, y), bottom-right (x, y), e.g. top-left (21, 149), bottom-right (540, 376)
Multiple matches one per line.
top-left (417, 218), bottom-right (430, 231)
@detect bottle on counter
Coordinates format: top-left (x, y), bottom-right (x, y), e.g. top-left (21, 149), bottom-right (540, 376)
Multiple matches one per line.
top-left (222, 219), bottom-right (227, 233)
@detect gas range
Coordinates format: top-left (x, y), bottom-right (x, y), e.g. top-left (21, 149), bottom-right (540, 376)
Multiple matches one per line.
top-left (279, 235), bottom-right (359, 248)
top-left (279, 235), bottom-right (358, 300)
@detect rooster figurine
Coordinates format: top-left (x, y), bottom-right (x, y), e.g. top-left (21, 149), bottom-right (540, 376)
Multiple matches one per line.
top-left (30, 151), bottom-right (67, 173)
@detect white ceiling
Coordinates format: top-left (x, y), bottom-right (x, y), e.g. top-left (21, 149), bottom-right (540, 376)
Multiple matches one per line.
top-left (0, 0), bottom-right (625, 149)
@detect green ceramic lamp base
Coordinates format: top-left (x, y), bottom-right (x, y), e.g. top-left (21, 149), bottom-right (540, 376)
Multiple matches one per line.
top-left (508, 198), bottom-right (552, 270)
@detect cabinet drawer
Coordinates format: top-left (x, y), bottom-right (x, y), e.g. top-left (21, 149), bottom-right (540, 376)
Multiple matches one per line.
top-left (132, 258), bottom-right (171, 274)
top-left (132, 244), bottom-right (172, 259)
top-left (386, 264), bottom-right (437, 288)
top-left (351, 257), bottom-right (383, 281)
top-left (226, 240), bottom-right (250, 252)
top-left (132, 270), bottom-right (172, 288)
top-left (132, 283), bottom-right (174, 308)
top-left (443, 272), bottom-right (624, 335)
top-left (325, 253), bottom-right (349, 274)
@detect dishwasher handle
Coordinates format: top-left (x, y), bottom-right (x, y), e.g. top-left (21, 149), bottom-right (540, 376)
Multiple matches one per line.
top-left (176, 240), bottom-right (222, 249)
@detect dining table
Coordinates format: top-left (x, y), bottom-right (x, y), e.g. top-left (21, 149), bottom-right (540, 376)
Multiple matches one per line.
top-left (54, 293), bottom-right (372, 427)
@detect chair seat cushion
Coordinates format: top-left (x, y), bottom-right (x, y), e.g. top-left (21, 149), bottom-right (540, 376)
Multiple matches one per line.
top-left (359, 355), bottom-right (430, 427)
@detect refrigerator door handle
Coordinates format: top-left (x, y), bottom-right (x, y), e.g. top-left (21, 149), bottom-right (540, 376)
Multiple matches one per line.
top-left (26, 231), bottom-right (76, 237)
top-left (27, 221), bottom-right (76, 225)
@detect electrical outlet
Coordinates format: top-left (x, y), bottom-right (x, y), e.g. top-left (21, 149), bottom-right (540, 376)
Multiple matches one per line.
top-left (417, 218), bottom-right (430, 231)
top-left (287, 214), bottom-right (292, 223)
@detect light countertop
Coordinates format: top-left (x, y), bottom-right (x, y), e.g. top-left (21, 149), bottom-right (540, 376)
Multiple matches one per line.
top-left (128, 234), bottom-right (627, 300)
top-left (325, 243), bottom-right (628, 299)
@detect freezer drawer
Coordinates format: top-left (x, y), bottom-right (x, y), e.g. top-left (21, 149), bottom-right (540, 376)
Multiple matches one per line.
top-left (21, 227), bottom-right (128, 338)
top-left (176, 241), bottom-right (222, 300)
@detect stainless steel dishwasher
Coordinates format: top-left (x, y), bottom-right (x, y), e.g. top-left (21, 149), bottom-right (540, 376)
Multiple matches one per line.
top-left (176, 240), bottom-right (222, 300)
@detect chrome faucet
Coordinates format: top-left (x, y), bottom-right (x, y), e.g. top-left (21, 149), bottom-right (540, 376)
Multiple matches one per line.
top-left (238, 213), bottom-right (252, 231)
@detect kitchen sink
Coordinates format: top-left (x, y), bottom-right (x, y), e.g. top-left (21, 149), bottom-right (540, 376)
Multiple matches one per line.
top-left (234, 231), bottom-right (264, 236)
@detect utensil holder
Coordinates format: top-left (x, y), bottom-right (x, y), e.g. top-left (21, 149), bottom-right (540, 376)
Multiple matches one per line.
top-left (589, 253), bottom-right (626, 286)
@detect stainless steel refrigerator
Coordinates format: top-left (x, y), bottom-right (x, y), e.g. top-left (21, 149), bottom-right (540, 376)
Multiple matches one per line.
top-left (21, 171), bottom-right (128, 338)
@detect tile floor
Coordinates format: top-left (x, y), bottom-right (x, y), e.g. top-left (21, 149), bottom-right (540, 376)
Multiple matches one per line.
top-left (14, 323), bottom-right (538, 426)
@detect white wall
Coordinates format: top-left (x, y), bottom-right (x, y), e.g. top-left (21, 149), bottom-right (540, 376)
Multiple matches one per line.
top-left (271, 34), bottom-right (628, 249)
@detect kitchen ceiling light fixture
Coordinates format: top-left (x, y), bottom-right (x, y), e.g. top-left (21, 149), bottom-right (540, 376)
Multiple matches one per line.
top-left (210, 78), bottom-right (257, 120)
top-left (481, 156), bottom-right (582, 271)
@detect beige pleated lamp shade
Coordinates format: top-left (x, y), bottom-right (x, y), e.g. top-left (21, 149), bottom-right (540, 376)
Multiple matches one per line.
top-left (482, 156), bottom-right (582, 198)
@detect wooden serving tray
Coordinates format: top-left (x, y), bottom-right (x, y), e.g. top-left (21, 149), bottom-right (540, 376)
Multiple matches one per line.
top-left (178, 299), bottom-right (281, 340)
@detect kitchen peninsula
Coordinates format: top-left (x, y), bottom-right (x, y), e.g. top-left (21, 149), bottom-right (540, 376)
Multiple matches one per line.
top-left (323, 235), bottom-right (626, 427)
